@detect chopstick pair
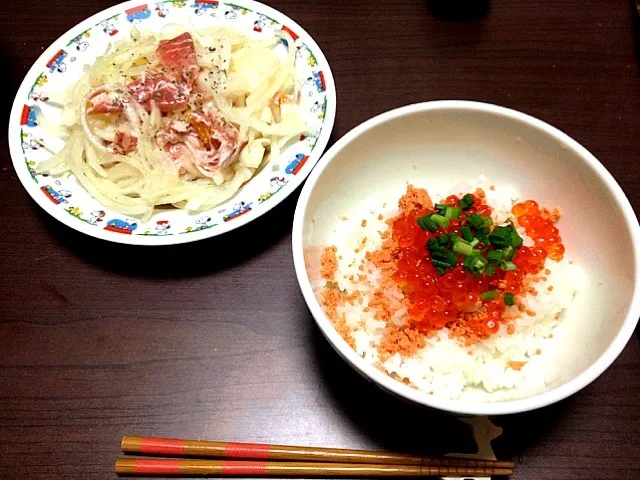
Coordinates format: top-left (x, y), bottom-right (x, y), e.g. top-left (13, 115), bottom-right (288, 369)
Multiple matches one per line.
top-left (115, 435), bottom-right (515, 477)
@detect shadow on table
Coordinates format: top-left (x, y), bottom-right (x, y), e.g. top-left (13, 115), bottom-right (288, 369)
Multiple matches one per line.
top-left (36, 184), bottom-right (303, 279)
top-left (426, 0), bottom-right (490, 21)
top-left (310, 325), bottom-right (570, 464)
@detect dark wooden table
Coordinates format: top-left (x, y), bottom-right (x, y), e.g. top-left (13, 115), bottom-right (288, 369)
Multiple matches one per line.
top-left (2, 1), bottom-right (640, 479)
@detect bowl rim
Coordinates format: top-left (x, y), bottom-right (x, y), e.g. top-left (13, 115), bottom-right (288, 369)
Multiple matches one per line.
top-left (292, 100), bottom-right (640, 415)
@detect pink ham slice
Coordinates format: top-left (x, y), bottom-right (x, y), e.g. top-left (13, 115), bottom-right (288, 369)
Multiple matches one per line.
top-left (156, 32), bottom-right (199, 82)
top-left (113, 128), bottom-right (138, 155)
top-left (156, 113), bottom-right (242, 177)
top-left (128, 72), bottom-right (190, 113)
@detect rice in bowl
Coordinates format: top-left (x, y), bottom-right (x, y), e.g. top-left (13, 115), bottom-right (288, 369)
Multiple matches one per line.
top-left (314, 177), bottom-right (585, 402)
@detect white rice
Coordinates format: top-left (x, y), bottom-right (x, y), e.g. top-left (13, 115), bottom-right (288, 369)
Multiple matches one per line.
top-left (323, 177), bottom-right (584, 401)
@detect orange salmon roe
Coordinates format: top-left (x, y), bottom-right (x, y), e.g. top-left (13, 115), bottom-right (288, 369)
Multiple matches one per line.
top-left (511, 201), bottom-right (565, 261)
top-left (389, 191), bottom-right (563, 340)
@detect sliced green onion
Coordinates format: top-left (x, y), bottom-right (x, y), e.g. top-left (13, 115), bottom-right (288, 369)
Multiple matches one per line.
top-left (467, 214), bottom-right (484, 229)
top-left (486, 263), bottom-right (497, 277)
top-left (502, 246), bottom-right (515, 261)
top-left (436, 266), bottom-right (446, 275)
top-left (486, 250), bottom-right (503, 262)
top-left (483, 216), bottom-right (494, 227)
top-left (461, 226), bottom-right (473, 242)
top-left (431, 250), bottom-right (448, 260)
top-left (489, 225), bottom-right (512, 247)
top-left (510, 229), bottom-right (523, 248)
top-left (480, 290), bottom-right (498, 300)
top-left (453, 240), bottom-right (474, 256)
top-left (504, 292), bottom-right (515, 306)
top-left (435, 203), bottom-right (448, 213)
top-left (469, 238), bottom-right (480, 247)
top-left (476, 232), bottom-right (489, 246)
top-left (448, 232), bottom-right (460, 243)
top-left (431, 214), bottom-right (450, 229)
top-left (417, 214), bottom-right (438, 232)
top-left (458, 194), bottom-right (475, 210)
top-left (501, 260), bottom-right (517, 271)
top-left (437, 234), bottom-right (451, 246)
top-left (432, 259), bottom-right (452, 269)
top-left (445, 252), bottom-right (458, 267)
top-left (463, 255), bottom-right (487, 275)
top-left (444, 207), bottom-right (461, 220)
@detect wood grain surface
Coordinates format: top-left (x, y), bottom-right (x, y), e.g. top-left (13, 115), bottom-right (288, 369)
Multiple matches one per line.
top-left (1, 1), bottom-right (639, 479)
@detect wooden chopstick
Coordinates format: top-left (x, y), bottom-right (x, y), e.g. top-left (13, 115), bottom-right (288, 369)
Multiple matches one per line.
top-left (122, 435), bottom-right (514, 469)
top-left (115, 458), bottom-right (514, 477)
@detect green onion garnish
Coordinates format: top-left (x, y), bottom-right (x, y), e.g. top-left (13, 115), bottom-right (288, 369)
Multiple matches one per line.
top-left (502, 246), bottom-right (515, 261)
top-left (417, 214), bottom-right (438, 232)
top-left (476, 227), bottom-right (489, 245)
top-left (461, 226), bottom-right (473, 242)
top-left (510, 229), bottom-right (523, 248)
top-left (486, 263), bottom-right (497, 277)
top-left (445, 252), bottom-right (458, 267)
top-left (453, 240), bottom-right (474, 256)
top-left (469, 238), bottom-right (480, 247)
top-left (504, 292), bottom-right (515, 306)
top-left (435, 203), bottom-right (448, 213)
top-left (431, 214), bottom-right (450, 229)
top-left (488, 225), bottom-right (512, 247)
top-left (501, 260), bottom-right (517, 271)
top-left (436, 266), bottom-right (446, 275)
top-left (484, 216), bottom-right (494, 227)
top-left (463, 255), bottom-right (487, 276)
top-left (431, 250), bottom-right (448, 260)
top-left (444, 206), bottom-right (461, 220)
top-left (458, 194), bottom-right (474, 210)
top-left (467, 214), bottom-right (485, 229)
top-left (432, 258), bottom-right (453, 269)
top-left (437, 234), bottom-right (451, 246)
top-left (480, 290), bottom-right (498, 300)
top-left (486, 250), bottom-right (503, 262)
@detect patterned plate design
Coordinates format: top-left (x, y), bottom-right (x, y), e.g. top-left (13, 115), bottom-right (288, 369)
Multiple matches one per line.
top-left (9, 0), bottom-right (336, 245)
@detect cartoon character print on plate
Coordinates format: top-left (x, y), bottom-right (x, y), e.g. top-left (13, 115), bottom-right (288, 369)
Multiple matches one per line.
top-left (184, 215), bottom-right (217, 233)
top-left (301, 71), bottom-right (326, 98)
top-left (41, 182), bottom-right (71, 205)
top-left (155, 2), bottom-right (169, 17)
top-left (68, 30), bottom-right (90, 53)
top-left (88, 210), bottom-right (107, 226)
top-left (65, 206), bottom-right (83, 218)
top-left (258, 176), bottom-right (288, 203)
top-left (155, 220), bottom-right (171, 235)
top-left (20, 105), bottom-right (38, 127)
top-left (223, 202), bottom-right (252, 222)
top-left (99, 18), bottom-right (119, 36)
top-left (104, 218), bottom-right (138, 234)
top-left (192, 0), bottom-right (218, 16)
top-left (45, 49), bottom-right (68, 74)
top-left (126, 4), bottom-right (153, 23)
top-left (21, 131), bottom-right (44, 151)
top-left (285, 153), bottom-right (309, 175)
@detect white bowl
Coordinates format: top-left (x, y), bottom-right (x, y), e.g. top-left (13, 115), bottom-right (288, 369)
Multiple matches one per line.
top-left (292, 100), bottom-right (640, 415)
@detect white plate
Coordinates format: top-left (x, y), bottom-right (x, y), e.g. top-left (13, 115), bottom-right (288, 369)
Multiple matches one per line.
top-left (9, 0), bottom-right (336, 245)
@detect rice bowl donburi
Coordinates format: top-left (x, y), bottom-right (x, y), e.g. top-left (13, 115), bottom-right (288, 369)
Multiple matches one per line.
top-left (292, 101), bottom-right (640, 415)
top-left (316, 178), bottom-right (584, 402)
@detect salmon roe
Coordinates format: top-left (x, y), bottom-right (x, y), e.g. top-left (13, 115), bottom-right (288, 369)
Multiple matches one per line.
top-left (511, 201), bottom-right (565, 261)
top-left (390, 192), bottom-right (563, 340)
